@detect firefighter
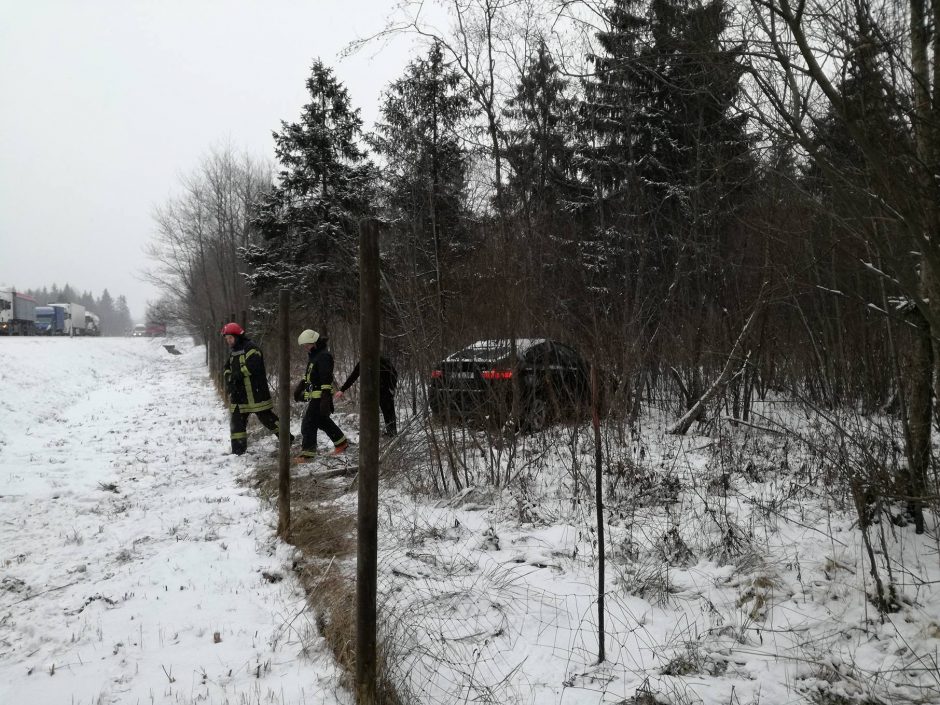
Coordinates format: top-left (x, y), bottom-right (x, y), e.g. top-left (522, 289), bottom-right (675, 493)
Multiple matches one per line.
top-left (293, 329), bottom-right (348, 461)
top-left (333, 354), bottom-right (399, 436)
top-left (221, 322), bottom-right (288, 455)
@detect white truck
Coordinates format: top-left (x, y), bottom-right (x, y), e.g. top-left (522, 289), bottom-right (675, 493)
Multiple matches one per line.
top-left (0, 288), bottom-right (38, 335)
top-left (85, 312), bottom-right (101, 336)
top-left (50, 302), bottom-right (87, 336)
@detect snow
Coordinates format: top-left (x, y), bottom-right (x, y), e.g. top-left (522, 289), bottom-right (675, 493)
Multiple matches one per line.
top-left (362, 411), bottom-right (940, 704)
top-left (445, 338), bottom-right (548, 360)
top-left (0, 338), bottom-right (350, 705)
top-left (3, 337), bottom-right (940, 705)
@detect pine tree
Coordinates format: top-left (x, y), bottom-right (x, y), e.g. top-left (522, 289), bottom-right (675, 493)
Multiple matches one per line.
top-left (97, 289), bottom-right (116, 336)
top-left (502, 42), bottom-right (579, 224)
top-left (369, 42), bottom-right (471, 332)
top-left (79, 290), bottom-right (95, 312)
top-left (501, 42), bottom-right (583, 317)
top-left (578, 0), bottom-right (753, 310)
top-left (575, 0), bottom-right (653, 306)
top-left (580, 0), bottom-right (649, 202)
top-left (114, 295), bottom-right (132, 333)
top-left (245, 60), bottom-right (375, 324)
top-left (643, 0), bottom-right (753, 302)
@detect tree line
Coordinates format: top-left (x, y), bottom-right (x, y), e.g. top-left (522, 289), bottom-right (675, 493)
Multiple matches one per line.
top-left (148, 0), bottom-right (939, 531)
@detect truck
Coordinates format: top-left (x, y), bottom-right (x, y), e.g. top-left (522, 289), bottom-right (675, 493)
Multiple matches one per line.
top-left (49, 302), bottom-right (86, 336)
top-left (85, 312), bottom-right (101, 336)
top-left (35, 306), bottom-right (67, 335)
top-left (0, 288), bottom-right (37, 335)
top-left (131, 321), bottom-right (166, 337)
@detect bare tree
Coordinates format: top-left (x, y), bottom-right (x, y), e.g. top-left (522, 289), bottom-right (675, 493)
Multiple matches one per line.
top-left (146, 145), bottom-right (271, 339)
top-left (744, 0), bottom-right (939, 531)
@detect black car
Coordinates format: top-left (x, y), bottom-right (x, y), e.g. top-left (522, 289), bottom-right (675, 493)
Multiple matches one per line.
top-left (429, 338), bottom-right (595, 432)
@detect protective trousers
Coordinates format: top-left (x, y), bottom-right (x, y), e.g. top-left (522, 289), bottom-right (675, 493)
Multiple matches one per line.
top-left (300, 404), bottom-right (346, 457)
top-left (379, 389), bottom-right (397, 436)
top-left (230, 408), bottom-right (281, 455)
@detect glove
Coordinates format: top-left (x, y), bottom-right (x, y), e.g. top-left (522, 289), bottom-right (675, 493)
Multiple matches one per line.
top-left (293, 380), bottom-right (305, 403)
top-left (319, 394), bottom-right (331, 416)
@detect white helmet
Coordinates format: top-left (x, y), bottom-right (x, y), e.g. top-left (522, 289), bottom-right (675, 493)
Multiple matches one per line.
top-left (297, 329), bottom-right (319, 346)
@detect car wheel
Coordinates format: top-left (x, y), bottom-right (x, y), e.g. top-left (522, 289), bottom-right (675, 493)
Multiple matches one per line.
top-left (523, 396), bottom-right (549, 433)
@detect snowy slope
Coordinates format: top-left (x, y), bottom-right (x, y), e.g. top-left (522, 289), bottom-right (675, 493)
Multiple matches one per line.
top-left (0, 337), bottom-right (350, 705)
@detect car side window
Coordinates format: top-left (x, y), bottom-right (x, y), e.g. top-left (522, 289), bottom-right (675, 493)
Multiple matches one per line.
top-left (522, 343), bottom-right (549, 366)
top-left (552, 344), bottom-right (583, 370)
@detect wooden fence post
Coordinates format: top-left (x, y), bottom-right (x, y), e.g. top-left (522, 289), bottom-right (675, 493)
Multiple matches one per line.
top-left (593, 362), bottom-right (605, 663)
top-left (356, 219), bottom-right (380, 704)
top-left (277, 290), bottom-right (291, 539)
top-left (218, 323), bottom-right (226, 392)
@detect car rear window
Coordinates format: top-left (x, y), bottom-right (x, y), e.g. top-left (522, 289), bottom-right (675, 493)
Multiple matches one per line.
top-left (450, 341), bottom-right (513, 362)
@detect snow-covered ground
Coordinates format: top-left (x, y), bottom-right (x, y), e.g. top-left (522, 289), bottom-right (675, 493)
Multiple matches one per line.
top-left (3, 336), bottom-right (939, 705)
top-left (357, 406), bottom-right (940, 704)
top-left (0, 337), bottom-right (350, 705)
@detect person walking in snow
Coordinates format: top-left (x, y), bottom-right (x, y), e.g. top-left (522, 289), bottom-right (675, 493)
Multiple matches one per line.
top-left (333, 354), bottom-right (399, 436)
top-left (221, 322), bottom-right (287, 455)
top-left (293, 329), bottom-right (348, 461)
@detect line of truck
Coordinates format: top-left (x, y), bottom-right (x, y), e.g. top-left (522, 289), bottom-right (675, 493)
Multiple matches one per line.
top-left (0, 289), bottom-right (100, 336)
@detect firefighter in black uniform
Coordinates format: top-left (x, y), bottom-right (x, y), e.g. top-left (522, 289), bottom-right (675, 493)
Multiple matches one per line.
top-left (294, 329), bottom-right (348, 461)
top-left (221, 322), bottom-right (286, 455)
top-left (333, 355), bottom-right (399, 436)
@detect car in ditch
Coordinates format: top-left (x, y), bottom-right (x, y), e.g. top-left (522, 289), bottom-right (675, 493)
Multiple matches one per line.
top-left (429, 338), bottom-right (598, 432)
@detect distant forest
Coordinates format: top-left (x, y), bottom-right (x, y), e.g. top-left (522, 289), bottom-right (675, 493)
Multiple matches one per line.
top-left (25, 284), bottom-right (133, 336)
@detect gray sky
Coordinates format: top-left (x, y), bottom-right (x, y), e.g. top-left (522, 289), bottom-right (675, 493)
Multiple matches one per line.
top-left (0, 0), bottom-right (417, 319)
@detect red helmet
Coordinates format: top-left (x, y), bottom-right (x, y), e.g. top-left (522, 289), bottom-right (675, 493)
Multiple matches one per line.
top-left (221, 322), bottom-right (244, 336)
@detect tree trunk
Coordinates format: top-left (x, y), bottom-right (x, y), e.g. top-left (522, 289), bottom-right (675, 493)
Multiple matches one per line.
top-left (906, 277), bottom-right (933, 534)
top-left (908, 0), bottom-right (936, 534)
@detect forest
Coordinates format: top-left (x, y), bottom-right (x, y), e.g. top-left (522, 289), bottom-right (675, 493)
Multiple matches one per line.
top-left (147, 0), bottom-right (940, 523)
top-left (144, 1), bottom-right (940, 701)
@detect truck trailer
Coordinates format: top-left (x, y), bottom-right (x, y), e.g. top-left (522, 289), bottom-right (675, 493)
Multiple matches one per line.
top-left (0, 289), bottom-right (37, 335)
top-left (49, 303), bottom-right (86, 336)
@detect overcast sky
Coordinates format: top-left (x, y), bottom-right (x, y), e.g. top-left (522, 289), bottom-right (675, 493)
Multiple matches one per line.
top-left (0, 1), bottom-right (421, 319)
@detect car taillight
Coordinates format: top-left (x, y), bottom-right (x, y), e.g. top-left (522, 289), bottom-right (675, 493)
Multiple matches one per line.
top-left (431, 370), bottom-right (443, 379)
top-left (481, 369), bottom-right (513, 380)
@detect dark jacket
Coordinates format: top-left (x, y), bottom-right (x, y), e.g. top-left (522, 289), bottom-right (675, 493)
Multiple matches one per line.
top-left (223, 336), bottom-right (273, 413)
top-left (339, 356), bottom-right (398, 395)
top-left (294, 340), bottom-right (335, 413)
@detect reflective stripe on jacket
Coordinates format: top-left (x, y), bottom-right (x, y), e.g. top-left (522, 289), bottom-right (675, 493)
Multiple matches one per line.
top-left (302, 345), bottom-right (335, 411)
top-left (223, 338), bottom-right (274, 413)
